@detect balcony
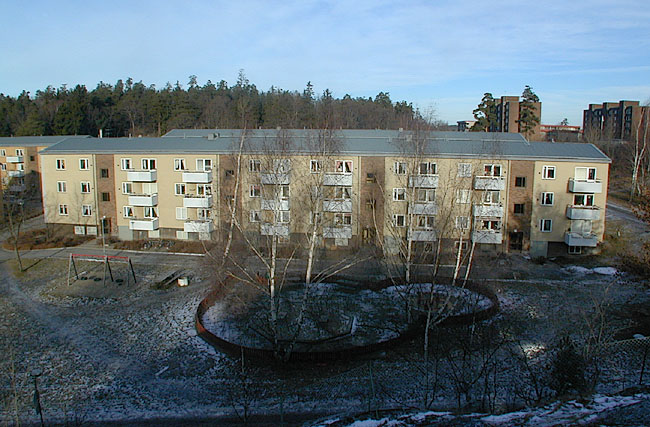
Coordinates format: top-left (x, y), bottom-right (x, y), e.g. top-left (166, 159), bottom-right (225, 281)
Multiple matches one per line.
top-left (6, 156), bottom-right (23, 163)
top-left (7, 170), bottom-right (25, 178)
top-left (261, 198), bottom-right (290, 211)
top-left (182, 170), bottom-right (212, 183)
top-left (568, 178), bottom-right (602, 193)
top-left (564, 232), bottom-right (598, 247)
top-left (323, 199), bottom-right (352, 213)
top-left (129, 218), bottom-right (159, 231)
top-left (128, 194), bottom-right (158, 206)
top-left (261, 223), bottom-right (290, 236)
top-left (566, 205), bottom-right (601, 220)
top-left (408, 175), bottom-right (439, 188)
top-left (323, 226), bottom-right (352, 239)
top-left (261, 173), bottom-right (290, 185)
top-left (183, 195), bottom-right (213, 208)
top-left (127, 170), bottom-right (157, 182)
top-left (474, 176), bottom-right (505, 190)
top-left (323, 173), bottom-right (352, 186)
top-left (473, 204), bottom-right (504, 217)
top-left (184, 219), bottom-right (214, 233)
top-left (472, 230), bottom-right (503, 244)
top-left (409, 203), bottom-right (438, 215)
top-left (9, 184), bottom-right (25, 192)
top-left (408, 229), bottom-right (436, 242)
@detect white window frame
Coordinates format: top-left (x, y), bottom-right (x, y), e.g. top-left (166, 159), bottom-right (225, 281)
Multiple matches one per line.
top-left (0, 149), bottom-right (5, 156)
top-left (309, 211), bottom-right (321, 225)
top-left (16, 149), bottom-right (24, 156)
top-left (310, 160), bottom-right (322, 173)
top-left (416, 215), bottom-right (435, 230)
top-left (249, 159), bottom-right (261, 172)
top-left (56, 158), bottom-right (66, 170)
top-left (457, 163), bottom-right (472, 177)
top-left (456, 189), bottom-right (471, 204)
top-left (79, 158), bottom-right (89, 170)
top-left (174, 158), bottom-right (186, 171)
top-left (276, 210), bottom-right (290, 223)
top-left (279, 185), bottom-right (290, 199)
top-left (141, 158), bottom-right (156, 170)
top-left (335, 213), bottom-right (352, 225)
top-left (56, 181), bottom-right (67, 193)
top-left (394, 161), bottom-right (407, 175)
top-left (417, 188), bottom-right (436, 203)
top-left (123, 206), bottom-right (134, 218)
top-left (334, 186), bottom-right (351, 200)
top-left (249, 184), bottom-right (261, 198)
top-left (144, 207), bottom-right (158, 218)
top-left (393, 188), bottom-right (406, 201)
top-left (541, 192), bottom-right (554, 206)
top-left (483, 164), bottom-right (502, 177)
top-left (197, 158), bottom-right (213, 171)
top-left (455, 216), bottom-right (469, 229)
top-left (175, 183), bottom-right (186, 196)
top-left (540, 219), bottom-right (553, 232)
top-left (392, 214), bottom-right (406, 227)
top-left (574, 194), bottom-right (594, 206)
top-left (482, 190), bottom-right (500, 204)
top-left (542, 165), bottom-right (556, 180)
top-left (419, 162), bottom-right (437, 175)
top-left (58, 204), bottom-right (68, 216)
top-left (120, 158), bottom-right (132, 170)
top-left (198, 209), bottom-right (211, 219)
top-left (575, 167), bottom-right (597, 181)
top-left (250, 210), bottom-right (261, 223)
top-left (335, 160), bottom-right (353, 174)
top-left (176, 207), bottom-right (188, 220)
top-left (122, 182), bottom-right (133, 195)
top-left (80, 181), bottom-right (91, 194)
top-left (81, 205), bottom-right (92, 217)
top-left (197, 184), bottom-right (212, 196)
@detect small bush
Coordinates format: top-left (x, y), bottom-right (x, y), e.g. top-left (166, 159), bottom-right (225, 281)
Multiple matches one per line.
top-left (549, 336), bottom-right (587, 396)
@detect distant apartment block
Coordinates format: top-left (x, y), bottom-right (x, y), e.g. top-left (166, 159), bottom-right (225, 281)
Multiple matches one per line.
top-left (492, 96), bottom-right (543, 140)
top-left (457, 120), bottom-right (476, 132)
top-left (38, 129), bottom-right (609, 258)
top-left (583, 100), bottom-right (649, 141)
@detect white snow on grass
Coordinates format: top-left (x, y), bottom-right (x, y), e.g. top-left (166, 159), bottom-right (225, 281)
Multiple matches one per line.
top-left (593, 266), bottom-right (618, 275)
top-left (563, 266), bottom-right (618, 276)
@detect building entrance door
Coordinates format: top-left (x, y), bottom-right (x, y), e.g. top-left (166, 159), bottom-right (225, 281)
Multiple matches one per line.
top-left (509, 231), bottom-right (523, 251)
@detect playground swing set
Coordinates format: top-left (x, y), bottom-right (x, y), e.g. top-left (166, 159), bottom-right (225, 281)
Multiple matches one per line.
top-left (67, 253), bottom-right (137, 286)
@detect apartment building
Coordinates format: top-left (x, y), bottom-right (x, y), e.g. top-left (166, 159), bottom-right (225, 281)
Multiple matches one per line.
top-left (39, 129), bottom-right (610, 257)
top-left (583, 100), bottom-right (649, 141)
top-left (492, 96), bottom-right (543, 140)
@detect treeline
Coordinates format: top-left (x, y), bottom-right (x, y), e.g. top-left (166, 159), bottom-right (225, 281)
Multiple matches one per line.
top-left (0, 72), bottom-right (434, 138)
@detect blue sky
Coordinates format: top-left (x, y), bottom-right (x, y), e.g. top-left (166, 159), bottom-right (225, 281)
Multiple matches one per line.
top-left (1, 0), bottom-right (649, 126)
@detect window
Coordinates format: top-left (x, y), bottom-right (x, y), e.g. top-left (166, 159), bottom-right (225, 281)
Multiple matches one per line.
top-left (416, 215), bottom-right (435, 229)
top-left (249, 159), bottom-right (261, 172)
top-left (574, 194), bottom-right (594, 206)
top-left (335, 186), bottom-right (351, 200)
top-left (419, 162), bottom-right (437, 175)
top-left (197, 158), bottom-right (212, 171)
top-left (568, 245), bottom-right (582, 255)
top-left (515, 176), bottom-right (526, 187)
top-left (0, 150), bottom-right (5, 156)
top-left (540, 219), bottom-right (552, 232)
top-left (17, 164), bottom-right (24, 171)
top-left (0, 163), bottom-right (5, 170)
top-left (483, 164), bottom-right (502, 177)
top-left (457, 163), bottom-right (472, 177)
top-left (123, 206), bottom-right (134, 218)
top-left (280, 185), bottom-right (290, 199)
top-left (310, 160), bottom-right (322, 173)
top-left (455, 216), bottom-right (469, 229)
top-left (456, 189), bottom-right (471, 204)
top-left (101, 192), bottom-right (110, 202)
top-left (575, 167), bottom-right (597, 181)
top-left (58, 204), bottom-right (68, 216)
top-left (56, 159), bottom-right (66, 170)
top-left (482, 191), bottom-right (500, 204)
top-left (120, 158), bottom-right (132, 170)
top-left (144, 207), bottom-right (158, 218)
top-left (276, 210), bottom-right (290, 223)
top-left (141, 158), bottom-right (156, 170)
top-left (541, 192), bottom-right (554, 206)
top-left (417, 189), bottom-right (436, 203)
top-left (80, 182), bottom-right (91, 193)
top-left (514, 203), bottom-right (525, 214)
top-left (392, 214), bottom-right (406, 227)
top-left (81, 205), bottom-right (92, 217)
top-left (249, 184), bottom-right (261, 197)
top-left (225, 169), bottom-right (234, 177)
top-left (335, 213), bottom-right (352, 225)
top-left (366, 173), bottom-right (376, 183)
top-left (16, 149), bottom-right (24, 156)
top-left (393, 188), bottom-right (406, 201)
top-left (176, 207), bottom-right (188, 220)
top-left (542, 165), bottom-right (556, 179)
top-left (57, 181), bottom-right (67, 193)
top-left (197, 184), bottom-right (212, 196)
top-left (250, 210), bottom-right (261, 223)
top-left (480, 220), bottom-right (501, 231)
top-left (175, 183), bottom-right (186, 195)
top-left (198, 209), bottom-right (211, 219)
top-left (30, 155), bottom-right (35, 161)
top-left (79, 158), bottom-right (89, 170)
top-left (122, 182), bottom-right (133, 194)
top-left (174, 158), bottom-right (186, 171)
top-left (366, 199), bottom-right (376, 210)
top-left (309, 211), bottom-right (321, 224)
top-left (335, 160), bottom-right (353, 174)
top-left (394, 161), bottom-right (407, 175)
top-left (100, 168), bottom-right (109, 178)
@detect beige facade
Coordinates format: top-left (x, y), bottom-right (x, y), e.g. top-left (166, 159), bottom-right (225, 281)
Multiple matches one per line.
top-left (38, 130), bottom-right (610, 257)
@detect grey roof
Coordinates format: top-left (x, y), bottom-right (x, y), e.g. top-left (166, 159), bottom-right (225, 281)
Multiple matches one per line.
top-left (39, 130), bottom-right (610, 162)
top-left (0, 135), bottom-right (91, 147)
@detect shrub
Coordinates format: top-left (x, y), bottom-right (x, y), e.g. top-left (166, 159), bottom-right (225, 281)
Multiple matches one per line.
top-left (549, 336), bottom-right (587, 396)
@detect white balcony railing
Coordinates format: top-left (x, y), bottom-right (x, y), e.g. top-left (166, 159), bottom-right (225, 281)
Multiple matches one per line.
top-left (128, 194), bottom-right (158, 206)
top-left (261, 198), bottom-right (290, 211)
top-left (7, 170), bottom-right (25, 178)
top-left (323, 226), bottom-right (352, 239)
top-left (568, 178), bottom-right (602, 193)
top-left (183, 195), bottom-right (213, 208)
top-left (261, 173), bottom-right (290, 185)
top-left (409, 203), bottom-right (438, 215)
top-left (408, 175), bottom-right (439, 188)
top-left (323, 199), bottom-right (352, 213)
top-left (474, 176), bottom-right (505, 190)
top-left (129, 218), bottom-right (159, 231)
top-left (9, 184), bottom-right (25, 192)
top-left (182, 170), bottom-right (212, 183)
top-left (472, 230), bottom-right (503, 244)
top-left (323, 173), bottom-right (352, 186)
top-left (473, 204), bottom-right (504, 217)
top-left (408, 229), bottom-right (436, 241)
top-left (126, 170), bottom-right (157, 182)
top-left (564, 232), bottom-right (598, 247)
top-left (184, 219), bottom-right (214, 233)
top-left (260, 223), bottom-right (290, 236)
top-left (6, 156), bottom-right (23, 163)
top-left (566, 205), bottom-right (601, 220)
